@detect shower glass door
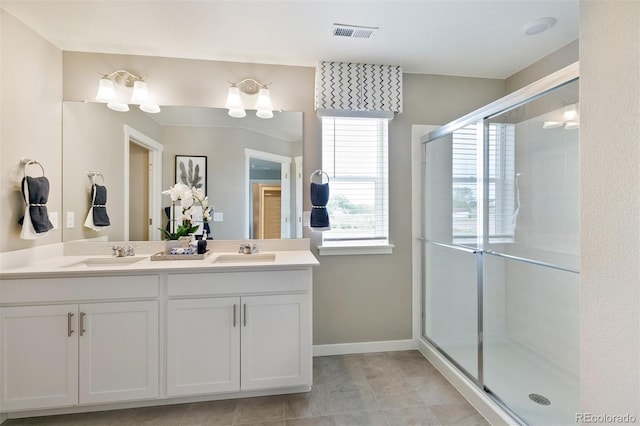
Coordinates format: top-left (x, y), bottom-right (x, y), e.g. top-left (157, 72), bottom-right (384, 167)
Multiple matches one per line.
top-left (423, 124), bottom-right (481, 380)
top-left (482, 79), bottom-right (580, 425)
top-left (421, 71), bottom-right (579, 425)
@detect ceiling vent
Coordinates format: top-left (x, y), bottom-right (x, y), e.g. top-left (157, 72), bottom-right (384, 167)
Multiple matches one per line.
top-left (332, 23), bottom-right (378, 39)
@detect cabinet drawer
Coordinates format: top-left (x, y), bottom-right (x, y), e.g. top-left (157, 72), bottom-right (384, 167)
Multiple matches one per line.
top-left (0, 275), bottom-right (160, 305)
top-left (167, 269), bottom-right (311, 297)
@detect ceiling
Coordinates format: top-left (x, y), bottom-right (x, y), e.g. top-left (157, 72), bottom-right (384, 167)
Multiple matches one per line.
top-left (0, 0), bottom-right (578, 79)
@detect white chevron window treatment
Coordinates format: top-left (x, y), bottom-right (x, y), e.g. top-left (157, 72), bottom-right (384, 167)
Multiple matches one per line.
top-left (315, 62), bottom-right (403, 115)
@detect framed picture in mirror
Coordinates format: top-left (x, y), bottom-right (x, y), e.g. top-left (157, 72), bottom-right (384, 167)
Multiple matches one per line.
top-left (175, 155), bottom-right (207, 194)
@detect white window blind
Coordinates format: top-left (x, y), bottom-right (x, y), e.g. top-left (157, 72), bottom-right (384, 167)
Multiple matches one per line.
top-left (451, 123), bottom-right (515, 240)
top-left (321, 117), bottom-right (389, 243)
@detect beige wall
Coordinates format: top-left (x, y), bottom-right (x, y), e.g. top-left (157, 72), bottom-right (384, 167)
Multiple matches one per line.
top-left (506, 39), bottom-right (579, 93)
top-left (580, 0), bottom-right (640, 418)
top-left (0, 9), bottom-right (62, 252)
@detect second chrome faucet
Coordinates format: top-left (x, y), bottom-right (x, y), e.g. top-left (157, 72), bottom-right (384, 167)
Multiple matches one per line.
top-left (239, 242), bottom-right (259, 254)
top-left (112, 245), bottom-right (135, 257)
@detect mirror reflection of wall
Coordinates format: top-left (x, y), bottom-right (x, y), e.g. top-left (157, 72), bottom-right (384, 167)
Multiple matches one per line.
top-left (62, 102), bottom-right (303, 242)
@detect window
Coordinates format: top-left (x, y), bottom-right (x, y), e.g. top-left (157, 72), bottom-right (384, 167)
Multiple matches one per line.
top-left (451, 122), bottom-right (515, 242)
top-left (320, 117), bottom-right (390, 251)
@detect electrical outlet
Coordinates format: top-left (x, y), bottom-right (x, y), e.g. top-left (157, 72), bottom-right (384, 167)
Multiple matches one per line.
top-left (213, 212), bottom-right (224, 222)
top-left (66, 211), bottom-right (75, 228)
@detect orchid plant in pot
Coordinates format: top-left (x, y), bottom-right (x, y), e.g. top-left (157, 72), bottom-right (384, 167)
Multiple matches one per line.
top-left (160, 183), bottom-right (212, 240)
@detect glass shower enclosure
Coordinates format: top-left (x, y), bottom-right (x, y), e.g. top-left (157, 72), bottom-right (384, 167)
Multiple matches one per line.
top-left (421, 66), bottom-right (579, 425)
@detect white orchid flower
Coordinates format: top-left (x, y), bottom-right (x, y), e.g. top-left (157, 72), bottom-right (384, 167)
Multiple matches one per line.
top-left (163, 183), bottom-right (190, 202)
top-left (192, 187), bottom-right (206, 202)
top-left (180, 192), bottom-right (194, 209)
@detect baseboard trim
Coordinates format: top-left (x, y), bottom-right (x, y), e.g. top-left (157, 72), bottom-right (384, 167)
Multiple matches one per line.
top-left (313, 339), bottom-right (415, 357)
top-left (417, 338), bottom-right (517, 426)
top-left (2, 386), bottom-right (311, 420)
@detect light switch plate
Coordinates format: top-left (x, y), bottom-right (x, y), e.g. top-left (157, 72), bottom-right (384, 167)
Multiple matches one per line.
top-left (49, 212), bottom-right (59, 229)
top-left (213, 212), bottom-right (224, 222)
top-left (66, 211), bottom-right (75, 228)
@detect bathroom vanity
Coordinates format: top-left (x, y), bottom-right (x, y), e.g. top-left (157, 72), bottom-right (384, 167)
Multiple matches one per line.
top-left (0, 239), bottom-right (317, 418)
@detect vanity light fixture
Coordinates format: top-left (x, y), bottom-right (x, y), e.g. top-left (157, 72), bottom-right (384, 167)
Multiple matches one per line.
top-left (95, 70), bottom-right (161, 113)
top-left (225, 78), bottom-right (273, 119)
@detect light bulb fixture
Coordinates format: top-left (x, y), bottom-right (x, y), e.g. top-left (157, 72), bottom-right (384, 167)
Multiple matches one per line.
top-left (542, 103), bottom-right (579, 130)
top-left (94, 70), bottom-right (161, 113)
top-left (225, 78), bottom-right (273, 119)
top-left (542, 121), bottom-right (563, 129)
top-left (563, 104), bottom-right (578, 121)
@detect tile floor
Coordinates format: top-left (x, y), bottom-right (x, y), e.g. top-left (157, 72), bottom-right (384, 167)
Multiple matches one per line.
top-left (4, 351), bottom-right (489, 426)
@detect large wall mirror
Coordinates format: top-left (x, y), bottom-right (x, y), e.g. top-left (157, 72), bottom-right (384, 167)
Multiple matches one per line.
top-left (62, 101), bottom-right (303, 242)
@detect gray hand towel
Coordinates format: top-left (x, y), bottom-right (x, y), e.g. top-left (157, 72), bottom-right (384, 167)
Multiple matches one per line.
top-left (91, 184), bottom-right (111, 227)
top-left (20, 176), bottom-right (54, 233)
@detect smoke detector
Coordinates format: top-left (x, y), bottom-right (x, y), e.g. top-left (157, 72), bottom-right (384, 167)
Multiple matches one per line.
top-left (332, 23), bottom-right (378, 39)
top-left (522, 17), bottom-right (556, 36)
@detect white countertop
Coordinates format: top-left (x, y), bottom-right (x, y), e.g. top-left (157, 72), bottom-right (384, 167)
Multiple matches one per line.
top-left (0, 240), bottom-right (319, 279)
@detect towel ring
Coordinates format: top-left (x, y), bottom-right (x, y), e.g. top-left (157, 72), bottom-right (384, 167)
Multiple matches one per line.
top-left (87, 171), bottom-right (105, 185)
top-left (20, 158), bottom-right (45, 178)
top-left (310, 170), bottom-right (329, 184)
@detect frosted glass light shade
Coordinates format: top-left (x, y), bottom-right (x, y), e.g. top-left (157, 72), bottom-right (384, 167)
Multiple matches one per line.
top-left (96, 77), bottom-right (116, 102)
top-left (228, 108), bottom-right (247, 118)
top-left (107, 102), bottom-right (129, 112)
top-left (256, 109), bottom-right (274, 119)
top-left (542, 121), bottom-right (563, 129)
top-left (140, 104), bottom-right (161, 114)
top-left (130, 80), bottom-right (149, 104)
top-left (563, 104), bottom-right (578, 121)
top-left (225, 86), bottom-right (244, 109)
top-left (226, 86), bottom-right (245, 118)
top-left (255, 88), bottom-right (273, 119)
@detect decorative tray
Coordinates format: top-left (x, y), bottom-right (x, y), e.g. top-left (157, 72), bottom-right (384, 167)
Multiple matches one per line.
top-left (150, 249), bottom-right (212, 261)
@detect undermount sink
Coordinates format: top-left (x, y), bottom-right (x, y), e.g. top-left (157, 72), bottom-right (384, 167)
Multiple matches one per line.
top-left (212, 253), bottom-right (276, 263)
top-left (64, 256), bottom-right (147, 268)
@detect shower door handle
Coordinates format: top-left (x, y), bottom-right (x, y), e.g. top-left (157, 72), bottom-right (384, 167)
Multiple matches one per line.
top-left (423, 239), bottom-right (480, 254)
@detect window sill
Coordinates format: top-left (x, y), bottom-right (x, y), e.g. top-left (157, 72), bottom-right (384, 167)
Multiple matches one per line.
top-left (317, 242), bottom-right (395, 256)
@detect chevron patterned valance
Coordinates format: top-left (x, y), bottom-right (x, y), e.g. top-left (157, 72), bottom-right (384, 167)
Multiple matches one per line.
top-left (315, 61), bottom-right (403, 115)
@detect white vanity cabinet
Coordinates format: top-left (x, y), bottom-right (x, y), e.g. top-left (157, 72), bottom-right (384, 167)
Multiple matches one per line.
top-left (0, 247), bottom-right (317, 418)
top-left (0, 276), bottom-right (160, 412)
top-left (167, 297), bottom-right (240, 396)
top-left (166, 269), bottom-right (312, 397)
top-left (240, 294), bottom-right (310, 390)
top-left (78, 301), bottom-right (159, 405)
top-left (0, 304), bottom-right (78, 411)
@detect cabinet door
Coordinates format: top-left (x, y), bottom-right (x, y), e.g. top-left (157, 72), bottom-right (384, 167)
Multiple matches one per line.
top-left (78, 301), bottom-right (158, 404)
top-left (0, 305), bottom-right (78, 411)
top-left (241, 294), bottom-right (311, 390)
top-left (167, 297), bottom-right (240, 396)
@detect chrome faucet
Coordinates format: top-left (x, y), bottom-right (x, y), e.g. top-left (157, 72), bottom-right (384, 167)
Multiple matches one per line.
top-left (238, 242), bottom-right (259, 254)
top-left (112, 245), bottom-right (135, 257)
